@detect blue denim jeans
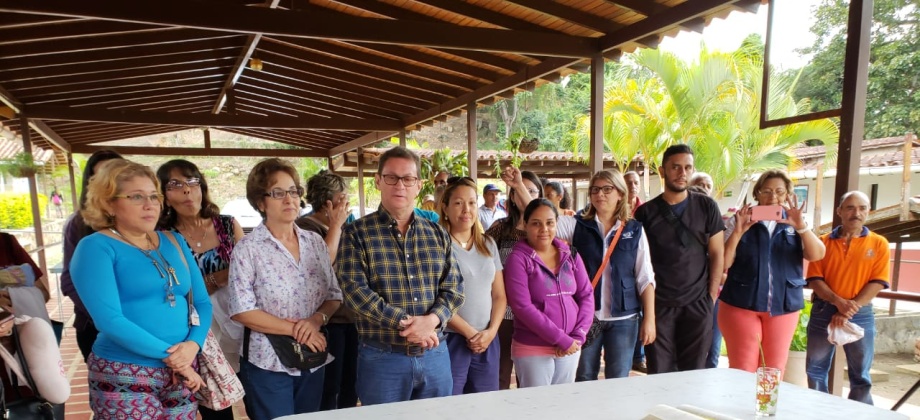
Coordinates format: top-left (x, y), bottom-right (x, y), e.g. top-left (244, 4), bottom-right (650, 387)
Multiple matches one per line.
top-left (805, 299), bottom-right (876, 404)
top-left (706, 300), bottom-right (722, 368)
top-left (575, 316), bottom-right (639, 380)
top-left (356, 340), bottom-right (452, 405)
top-left (238, 359), bottom-right (324, 420)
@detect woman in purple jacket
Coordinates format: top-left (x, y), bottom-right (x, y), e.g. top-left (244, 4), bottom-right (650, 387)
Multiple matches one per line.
top-left (504, 199), bottom-right (594, 388)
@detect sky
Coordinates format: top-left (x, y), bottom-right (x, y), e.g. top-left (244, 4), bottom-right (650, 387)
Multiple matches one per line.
top-left (657, 0), bottom-right (823, 70)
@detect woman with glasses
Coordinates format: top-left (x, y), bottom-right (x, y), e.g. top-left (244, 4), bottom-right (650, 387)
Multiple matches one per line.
top-left (555, 171), bottom-right (656, 380)
top-left (156, 159), bottom-right (244, 420)
top-left (71, 159), bottom-right (212, 419)
top-left (719, 170), bottom-right (825, 374)
top-left (438, 178), bottom-right (506, 394)
top-left (229, 158), bottom-right (342, 419)
top-left (61, 149), bottom-right (122, 362)
top-left (503, 199), bottom-right (594, 387)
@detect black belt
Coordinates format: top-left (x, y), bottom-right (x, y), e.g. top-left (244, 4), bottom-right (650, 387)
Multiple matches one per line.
top-left (362, 337), bottom-right (443, 356)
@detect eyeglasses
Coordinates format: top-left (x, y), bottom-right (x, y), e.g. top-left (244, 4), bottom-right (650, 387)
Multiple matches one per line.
top-left (165, 178), bottom-right (201, 191)
top-left (589, 185), bottom-right (617, 195)
top-left (263, 187), bottom-right (305, 200)
top-left (381, 174), bottom-right (420, 187)
top-left (114, 193), bottom-right (163, 206)
top-left (758, 189), bottom-right (787, 196)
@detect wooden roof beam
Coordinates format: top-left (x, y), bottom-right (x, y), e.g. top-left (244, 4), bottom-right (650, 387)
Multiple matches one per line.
top-left (602, 0), bottom-right (663, 16)
top-left (329, 131), bottom-right (399, 157)
top-left (22, 104), bottom-right (404, 131)
top-left (16, 70), bottom-right (225, 100)
top-left (504, 0), bottom-right (625, 33)
top-left (237, 74), bottom-right (413, 117)
top-left (0, 0), bottom-right (600, 57)
top-left (212, 0), bottom-right (281, 115)
top-left (416, 0), bottom-right (550, 32)
top-left (72, 144), bottom-right (330, 158)
top-left (0, 27), bottom-right (240, 59)
top-left (3, 59), bottom-right (235, 92)
top-left (0, 84), bottom-right (70, 152)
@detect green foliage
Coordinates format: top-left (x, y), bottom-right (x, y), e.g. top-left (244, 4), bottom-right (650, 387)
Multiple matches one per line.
top-left (795, 0), bottom-right (919, 139)
top-left (0, 193), bottom-right (48, 229)
top-left (300, 158), bottom-right (329, 182)
top-left (419, 148), bottom-right (468, 204)
top-left (0, 153), bottom-right (41, 178)
top-left (790, 300), bottom-right (813, 352)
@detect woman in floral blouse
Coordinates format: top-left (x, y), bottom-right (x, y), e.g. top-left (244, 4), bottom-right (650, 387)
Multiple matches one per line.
top-left (229, 158), bottom-right (342, 420)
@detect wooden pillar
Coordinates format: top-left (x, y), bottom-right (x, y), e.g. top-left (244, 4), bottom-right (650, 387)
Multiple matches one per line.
top-left (203, 128), bottom-right (212, 149)
top-left (398, 130), bottom-right (406, 148)
top-left (829, 0), bottom-right (873, 396)
top-left (890, 242), bottom-right (903, 316)
top-left (900, 134), bottom-right (914, 220)
top-left (19, 115), bottom-right (47, 279)
top-left (813, 162), bottom-right (824, 230)
top-left (589, 53), bottom-right (604, 176)
top-left (356, 148), bottom-right (366, 217)
top-left (67, 152), bottom-right (78, 211)
top-left (467, 102), bottom-right (478, 182)
top-left (831, 0), bottom-right (873, 223)
top-left (571, 177), bottom-right (578, 210)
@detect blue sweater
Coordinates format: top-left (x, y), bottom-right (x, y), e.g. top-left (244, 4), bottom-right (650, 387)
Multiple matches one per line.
top-left (71, 231), bottom-right (212, 367)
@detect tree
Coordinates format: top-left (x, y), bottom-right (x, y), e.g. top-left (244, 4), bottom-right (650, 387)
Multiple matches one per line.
top-left (795, 0), bottom-right (919, 139)
top-left (576, 35), bottom-right (839, 197)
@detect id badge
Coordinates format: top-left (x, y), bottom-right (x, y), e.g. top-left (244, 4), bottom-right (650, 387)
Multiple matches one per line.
top-left (190, 307), bottom-right (201, 326)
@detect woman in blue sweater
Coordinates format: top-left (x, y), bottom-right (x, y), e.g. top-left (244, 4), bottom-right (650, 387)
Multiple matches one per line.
top-left (72, 159), bottom-right (212, 419)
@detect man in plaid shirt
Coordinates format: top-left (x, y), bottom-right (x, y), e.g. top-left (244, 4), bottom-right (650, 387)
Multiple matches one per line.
top-left (336, 146), bottom-right (464, 405)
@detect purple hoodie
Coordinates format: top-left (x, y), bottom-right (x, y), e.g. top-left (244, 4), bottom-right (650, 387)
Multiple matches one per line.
top-left (504, 237), bottom-right (594, 350)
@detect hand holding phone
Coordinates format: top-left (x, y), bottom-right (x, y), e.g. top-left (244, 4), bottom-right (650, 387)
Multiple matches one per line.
top-left (751, 205), bottom-right (784, 221)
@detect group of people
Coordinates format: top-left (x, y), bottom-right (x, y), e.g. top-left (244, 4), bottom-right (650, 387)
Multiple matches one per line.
top-left (54, 142), bottom-right (890, 420)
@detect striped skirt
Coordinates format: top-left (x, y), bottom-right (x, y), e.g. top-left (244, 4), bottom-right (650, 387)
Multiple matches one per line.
top-left (87, 353), bottom-right (197, 420)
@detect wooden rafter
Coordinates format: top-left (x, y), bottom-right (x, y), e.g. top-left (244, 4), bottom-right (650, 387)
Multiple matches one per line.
top-left (71, 144), bottom-right (330, 158)
top-left (0, 0), bottom-right (600, 57)
top-left (504, 0), bottom-right (625, 33)
top-left (0, 84), bottom-right (70, 151)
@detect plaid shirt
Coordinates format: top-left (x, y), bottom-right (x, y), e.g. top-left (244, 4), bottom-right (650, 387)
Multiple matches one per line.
top-left (337, 206), bottom-right (464, 346)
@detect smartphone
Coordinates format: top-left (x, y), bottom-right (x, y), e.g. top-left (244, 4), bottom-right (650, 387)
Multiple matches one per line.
top-left (751, 205), bottom-right (784, 221)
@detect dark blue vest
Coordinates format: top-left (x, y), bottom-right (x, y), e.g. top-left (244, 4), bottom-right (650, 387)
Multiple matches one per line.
top-left (720, 222), bottom-right (806, 315)
top-left (571, 217), bottom-right (643, 317)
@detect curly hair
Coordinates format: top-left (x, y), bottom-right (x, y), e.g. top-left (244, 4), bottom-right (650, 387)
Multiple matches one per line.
top-left (156, 159), bottom-right (219, 229)
top-left (305, 170), bottom-right (347, 212)
top-left (245, 158), bottom-right (301, 217)
top-left (82, 159), bottom-right (160, 231)
top-left (438, 178), bottom-right (491, 257)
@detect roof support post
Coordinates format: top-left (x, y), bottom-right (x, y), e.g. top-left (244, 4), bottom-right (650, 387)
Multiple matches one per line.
top-left (356, 147), bottom-right (366, 217)
top-left (398, 130), bottom-right (406, 148)
top-left (828, 0), bottom-right (873, 397)
top-left (467, 102), bottom-right (478, 182)
top-left (832, 0), bottom-right (872, 221)
top-left (67, 152), bottom-right (78, 211)
top-left (588, 53), bottom-right (604, 176)
top-left (18, 114), bottom-right (48, 282)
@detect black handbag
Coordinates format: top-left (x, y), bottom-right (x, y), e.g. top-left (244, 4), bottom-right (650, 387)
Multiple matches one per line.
top-left (243, 327), bottom-right (328, 371)
top-left (0, 326), bottom-right (65, 420)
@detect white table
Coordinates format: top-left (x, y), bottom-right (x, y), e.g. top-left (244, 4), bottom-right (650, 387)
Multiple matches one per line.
top-left (280, 368), bottom-right (907, 419)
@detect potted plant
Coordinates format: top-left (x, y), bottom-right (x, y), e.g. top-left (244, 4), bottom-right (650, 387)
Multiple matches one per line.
top-left (0, 152), bottom-right (40, 178)
top-left (784, 299), bottom-right (812, 387)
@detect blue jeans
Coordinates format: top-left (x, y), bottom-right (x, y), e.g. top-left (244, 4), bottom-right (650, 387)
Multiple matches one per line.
top-left (575, 316), bottom-right (639, 380)
top-left (356, 340), bottom-right (452, 405)
top-left (238, 359), bottom-right (325, 420)
top-left (446, 332), bottom-right (500, 394)
top-left (805, 300), bottom-right (876, 404)
top-left (706, 300), bottom-right (722, 368)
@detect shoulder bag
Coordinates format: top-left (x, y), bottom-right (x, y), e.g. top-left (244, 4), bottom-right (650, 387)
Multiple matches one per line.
top-left (164, 232), bottom-right (245, 411)
top-left (578, 223), bottom-right (624, 348)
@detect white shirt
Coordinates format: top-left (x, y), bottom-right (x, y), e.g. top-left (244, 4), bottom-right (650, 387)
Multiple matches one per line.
top-left (478, 204), bottom-right (507, 231)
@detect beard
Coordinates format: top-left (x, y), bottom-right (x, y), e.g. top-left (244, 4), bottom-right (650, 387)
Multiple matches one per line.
top-left (664, 179), bottom-right (687, 193)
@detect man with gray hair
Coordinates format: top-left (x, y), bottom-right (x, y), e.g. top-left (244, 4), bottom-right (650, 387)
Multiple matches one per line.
top-left (805, 191), bottom-right (889, 404)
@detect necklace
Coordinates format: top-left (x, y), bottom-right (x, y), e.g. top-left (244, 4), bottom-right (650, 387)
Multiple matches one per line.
top-left (110, 228), bottom-right (180, 307)
top-left (450, 231), bottom-right (472, 249)
top-left (180, 221), bottom-right (208, 248)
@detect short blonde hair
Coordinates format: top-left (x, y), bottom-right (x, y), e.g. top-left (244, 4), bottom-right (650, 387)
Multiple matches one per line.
top-left (582, 170), bottom-right (632, 222)
top-left (81, 159), bottom-right (160, 231)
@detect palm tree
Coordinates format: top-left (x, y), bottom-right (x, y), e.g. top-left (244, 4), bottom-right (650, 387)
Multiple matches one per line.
top-left (575, 35), bottom-right (838, 197)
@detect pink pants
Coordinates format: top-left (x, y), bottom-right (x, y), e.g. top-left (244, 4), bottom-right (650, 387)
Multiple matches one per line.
top-left (717, 302), bottom-right (799, 376)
